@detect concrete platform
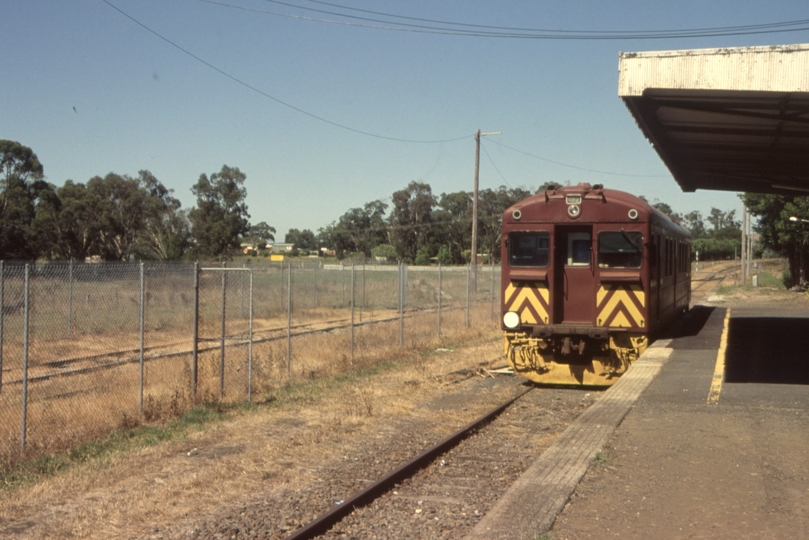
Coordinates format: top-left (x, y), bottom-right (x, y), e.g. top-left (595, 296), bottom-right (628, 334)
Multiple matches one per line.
top-left (467, 301), bottom-right (809, 539)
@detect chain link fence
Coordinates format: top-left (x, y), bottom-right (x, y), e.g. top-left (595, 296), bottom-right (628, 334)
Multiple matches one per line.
top-left (0, 259), bottom-right (501, 466)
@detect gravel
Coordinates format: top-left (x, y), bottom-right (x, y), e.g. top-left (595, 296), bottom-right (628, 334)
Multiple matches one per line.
top-left (145, 378), bottom-right (599, 540)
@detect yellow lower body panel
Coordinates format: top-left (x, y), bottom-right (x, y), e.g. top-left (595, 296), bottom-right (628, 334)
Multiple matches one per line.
top-left (504, 332), bottom-right (648, 386)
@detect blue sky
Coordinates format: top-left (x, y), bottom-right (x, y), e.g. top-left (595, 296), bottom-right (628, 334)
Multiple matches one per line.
top-left (3, 1), bottom-right (809, 238)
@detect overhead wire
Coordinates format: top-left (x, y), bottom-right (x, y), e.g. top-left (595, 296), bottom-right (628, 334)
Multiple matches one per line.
top-left (302, 0), bottom-right (809, 36)
top-left (484, 139), bottom-right (671, 178)
top-left (228, 0), bottom-right (809, 40)
top-left (101, 0), bottom-right (468, 144)
top-left (479, 143), bottom-right (514, 189)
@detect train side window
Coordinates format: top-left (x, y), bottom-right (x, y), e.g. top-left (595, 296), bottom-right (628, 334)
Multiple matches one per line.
top-left (567, 232), bottom-right (591, 266)
top-left (597, 231), bottom-right (642, 268)
top-left (508, 232), bottom-right (550, 267)
top-left (666, 239), bottom-right (674, 276)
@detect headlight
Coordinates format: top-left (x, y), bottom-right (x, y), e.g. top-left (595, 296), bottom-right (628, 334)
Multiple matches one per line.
top-left (503, 311), bottom-right (520, 330)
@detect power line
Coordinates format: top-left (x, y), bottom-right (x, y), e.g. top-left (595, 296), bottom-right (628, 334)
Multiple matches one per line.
top-left (303, 0), bottom-right (809, 37)
top-left (483, 139), bottom-right (671, 178)
top-left (205, 0), bottom-right (809, 40)
top-left (479, 143), bottom-right (514, 189)
top-left (101, 0), bottom-right (468, 144)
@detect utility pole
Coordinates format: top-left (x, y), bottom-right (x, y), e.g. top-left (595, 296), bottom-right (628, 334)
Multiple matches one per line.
top-left (471, 129), bottom-right (501, 292)
top-left (741, 206), bottom-right (747, 286)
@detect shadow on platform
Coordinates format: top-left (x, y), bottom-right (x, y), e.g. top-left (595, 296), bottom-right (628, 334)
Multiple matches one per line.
top-left (658, 305), bottom-right (717, 347)
top-left (725, 317), bottom-right (809, 385)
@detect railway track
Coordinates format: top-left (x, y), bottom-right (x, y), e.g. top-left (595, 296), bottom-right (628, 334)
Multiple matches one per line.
top-left (168, 381), bottom-right (599, 540)
top-left (283, 387), bottom-right (533, 540)
top-left (690, 262), bottom-right (737, 297)
top-left (0, 304), bottom-right (469, 387)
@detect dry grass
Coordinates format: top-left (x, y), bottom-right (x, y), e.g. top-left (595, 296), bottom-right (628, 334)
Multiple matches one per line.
top-left (0, 336), bottom-right (504, 539)
top-left (0, 302), bottom-right (498, 469)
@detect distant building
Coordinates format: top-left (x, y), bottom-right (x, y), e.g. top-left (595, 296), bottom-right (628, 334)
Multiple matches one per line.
top-left (269, 243), bottom-right (294, 254)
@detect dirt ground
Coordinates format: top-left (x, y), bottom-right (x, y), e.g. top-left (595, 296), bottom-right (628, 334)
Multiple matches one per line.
top-left (0, 340), bottom-right (512, 539)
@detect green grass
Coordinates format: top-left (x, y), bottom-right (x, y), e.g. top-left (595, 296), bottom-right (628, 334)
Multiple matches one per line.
top-left (755, 271), bottom-right (784, 288)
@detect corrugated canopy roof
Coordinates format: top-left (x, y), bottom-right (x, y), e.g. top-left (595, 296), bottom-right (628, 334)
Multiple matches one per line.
top-left (619, 44), bottom-right (809, 194)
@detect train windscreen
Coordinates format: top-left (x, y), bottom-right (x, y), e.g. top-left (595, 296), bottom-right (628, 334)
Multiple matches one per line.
top-left (508, 232), bottom-right (550, 267)
top-left (598, 231), bottom-right (643, 268)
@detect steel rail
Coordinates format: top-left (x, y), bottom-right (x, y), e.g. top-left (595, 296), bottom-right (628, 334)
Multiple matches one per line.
top-left (691, 264), bottom-right (736, 293)
top-left (283, 386), bottom-right (534, 540)
top-left (0, 304), bottom-right (472, 386)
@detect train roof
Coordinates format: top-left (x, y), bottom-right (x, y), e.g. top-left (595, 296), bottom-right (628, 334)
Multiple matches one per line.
top-left (505, 183), bottom-right (690, 237)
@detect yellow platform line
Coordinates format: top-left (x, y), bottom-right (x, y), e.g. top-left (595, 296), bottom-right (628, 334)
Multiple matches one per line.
top-left (707, 308), bottom-right (731, 404)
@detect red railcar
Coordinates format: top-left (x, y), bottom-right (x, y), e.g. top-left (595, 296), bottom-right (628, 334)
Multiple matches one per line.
top-left (501, 183), bottom-right (690, 385)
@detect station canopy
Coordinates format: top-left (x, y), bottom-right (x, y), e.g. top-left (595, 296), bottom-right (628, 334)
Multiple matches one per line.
top-left (619, 43), bottom-right (809, 195)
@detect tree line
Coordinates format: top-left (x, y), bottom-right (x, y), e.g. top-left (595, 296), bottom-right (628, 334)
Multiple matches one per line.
top-left (0, 140), bottom-right (269, 261)
top-left (646, 200), bottom-right (742, 262)
top-left (1, 139), bottom-right (760, 269)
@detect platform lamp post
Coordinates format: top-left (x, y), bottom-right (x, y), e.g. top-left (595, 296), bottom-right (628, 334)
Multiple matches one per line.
top-left (471, 129), bottom-right (501, 292)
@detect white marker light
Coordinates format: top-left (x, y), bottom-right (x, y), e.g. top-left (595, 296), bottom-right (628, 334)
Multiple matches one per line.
top-left (503, 311), bottom-right (520, 329)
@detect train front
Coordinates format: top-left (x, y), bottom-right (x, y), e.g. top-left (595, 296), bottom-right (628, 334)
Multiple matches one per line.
top-left (500, 183), bottom-right (650, 386)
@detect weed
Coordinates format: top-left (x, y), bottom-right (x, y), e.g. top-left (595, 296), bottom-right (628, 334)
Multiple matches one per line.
top-left (592, 450), bottom-right (608, 464)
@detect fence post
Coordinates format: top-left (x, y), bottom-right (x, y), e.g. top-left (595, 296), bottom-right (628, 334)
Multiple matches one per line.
top-left (248, 270), bottom-right (253, 403)
top-left (361, 259), bottom-right (365, 323)
top-left (68, 259), bottom-right (74, 336)
top-left (399, 262), bottom-right (404, 349)
top-left (466, 263), bottom-right (470, 328)
top-left (286, 263), bottom-right (292, 376)
top-left (192, 262), bottom-right (199, 396)
top-left (219, 263), bottom-right (226, 400)
top-left (313, 262), bottom-right (317, 309)
top-left (240, 261), bottom-right (245, 319)
top-left (437, 262), bottom-right (442, 338)
top-left (139, 262), bottom-right (145, 418)
top-left (350, 262), bottom-right (355, 364)
top-left (21, 264), bottom-right (30, 450)
top-left (280, 262), bottom-right (285, 314)
top-left (0, 260), bottom-right (3, 394)
top-left (490, 258), bottom-right (495, 320)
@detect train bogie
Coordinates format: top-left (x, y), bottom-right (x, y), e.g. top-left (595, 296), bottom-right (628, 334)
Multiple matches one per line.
top-left (501, 183), bottom-right (690, 385)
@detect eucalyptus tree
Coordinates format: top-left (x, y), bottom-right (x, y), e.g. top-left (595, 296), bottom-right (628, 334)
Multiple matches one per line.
top-left (389, 181), bottom-right (436, 263)
top-left (188, 165), bottom-right (251, 259)
top-left (744, 193), bottom-right (809, 286)
top-left (0, 140), bottom-right (53, 259)
top-left (32, 180), bottom-right (101, 260)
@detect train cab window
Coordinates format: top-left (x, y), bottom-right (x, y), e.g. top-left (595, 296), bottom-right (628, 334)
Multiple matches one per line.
top-left (567, 232), bottom-right (591, 266)
top-left (598, 231), bottom-right (643, 268)
top-left (508, 232), bottom-right (550, 267)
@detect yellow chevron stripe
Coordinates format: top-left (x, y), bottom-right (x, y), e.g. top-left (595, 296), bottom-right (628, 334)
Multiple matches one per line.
top-left (597, 284), bottom-right (645, 327)
top-left (597, 283), bottom-right (646, 309)
top-left (610, 311), bottom-right (633, 328)
top-left (597, 284), bottom-right (611, 307)
top-left (628, 283), bottom-right (645, 307)
top-left (505, 282), bottom-right (518, 304)
top-left (505, 282), bottom-right (549, 324)
top-left (521, 307), bottom-right (538, 324)
top-left (515, 288), bottom-right (548, 323)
